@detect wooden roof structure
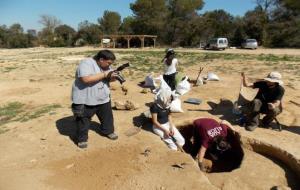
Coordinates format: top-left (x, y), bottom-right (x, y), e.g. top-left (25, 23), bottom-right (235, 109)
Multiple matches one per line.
top-left (100, 34), bottom-right (157, 48)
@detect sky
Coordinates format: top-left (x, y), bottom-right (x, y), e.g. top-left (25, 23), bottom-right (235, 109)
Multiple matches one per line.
top-left (0, 0), bottom-right (257, 31)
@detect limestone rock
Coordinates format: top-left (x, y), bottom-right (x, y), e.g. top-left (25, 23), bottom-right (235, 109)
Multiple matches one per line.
top-left (114, 100), bottom-right (139, 110)
top-left (114, 101), bottom-right (126, 110)
top-left (121, 85), bottom-right (128, 95)
top-left (141, 88), bottom-right (150, 94)
top-left (125, 100), bottom-right (139, 110)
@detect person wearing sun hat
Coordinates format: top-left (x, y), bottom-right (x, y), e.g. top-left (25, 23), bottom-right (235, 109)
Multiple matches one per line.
top-left (241, 71), bottom-right (285, 131)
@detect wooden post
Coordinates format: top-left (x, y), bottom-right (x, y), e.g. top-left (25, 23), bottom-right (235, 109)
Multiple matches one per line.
top-left (139, 36), bottom-right (145, 48)
top-left (100, 36), bottom-right (103, 48)
top-left (153, 38), bottom-right (156, 48)
top-left (126, 37), bottom-right (131, 48)
top-left (112, 38), bottom-right (116, 48)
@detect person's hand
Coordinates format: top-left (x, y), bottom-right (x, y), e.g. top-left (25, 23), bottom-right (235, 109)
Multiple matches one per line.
top-left (105, 70), bottom-right (119, 81)
top-left (198, 161), bottom-right (205, 172)
top-left (104, 70), bottom-right (113, 79)
top-left (163, 129), bottom-right (170, 138)
top-left (110, 71), bottom-right (120, 80)
top-left (241, 72), bottom-right (245, 79)
top-left (169, 126), bottom-right (175, 136)
top-left (268, 103), bottom-right (275, 110)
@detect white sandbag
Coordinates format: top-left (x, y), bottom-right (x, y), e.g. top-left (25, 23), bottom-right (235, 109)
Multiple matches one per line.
top-left (176, 76), bottom-right (191, 95)
top-left (144, 73), bottom-right (157, 87)
top-left (195, 77), bottom-right (204, 86)
top-left (170, 98), bottom-right (183, 113)
top-left (152, 75), bottom-right (171, 94)
top-left (207, 72), bottom-right (220, 81)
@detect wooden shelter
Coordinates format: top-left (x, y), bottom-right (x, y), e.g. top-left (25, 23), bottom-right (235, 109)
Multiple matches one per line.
top-left (100, 35), bottom-right (157, 48)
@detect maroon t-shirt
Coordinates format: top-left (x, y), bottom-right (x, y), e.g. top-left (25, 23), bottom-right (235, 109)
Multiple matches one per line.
top-left (193, 118), bottom-right (228, 148)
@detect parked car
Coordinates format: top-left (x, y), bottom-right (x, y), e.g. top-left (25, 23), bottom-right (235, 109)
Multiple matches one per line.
top-left (241, 39), bottom-right (258, 49)
top-left (204, 38), bottom-right (228, 50)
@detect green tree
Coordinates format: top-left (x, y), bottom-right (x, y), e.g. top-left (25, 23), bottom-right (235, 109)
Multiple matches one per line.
top-left (98, 10), bottom-right (121, 34)
top-left (6, 23), bottom-right (29, 48)
top-left (195, 9), bottom-right (235, 46)
top-left (281, 0), bottom-right (300, 11)
top-left (130, 0), bottom-right (168, 37)
top-left (77, 20), bottom-right (102, 45)
top-left (231, 17), bottom-right (247, 47)
top-left (54, 24), bottom-right (76, 46)
top-left (263, 0), bottom-right (300, 47)
top-left (0, 25), bottom-right (8, 48)
top-left (38, 15), bottom-right (62, 46)
top-left (119, 16), bottom-right (135, 34)
top-left (164, 0), bottom-right (204, 46)
top-left (203, 10), bottom-right (234, 37)
top-left (243, 7), bottom-right (266, 44)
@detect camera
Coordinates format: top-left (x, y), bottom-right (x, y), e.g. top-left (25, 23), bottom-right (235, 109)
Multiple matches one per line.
top-left (107, 63), bottom-right (130, 84)
top-left (115, 73), bottom-right (126, 84)
top-left (116, 62), bottom-right (130, 72)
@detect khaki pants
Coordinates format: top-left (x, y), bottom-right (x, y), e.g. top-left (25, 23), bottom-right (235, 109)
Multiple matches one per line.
top-left (243, 99), bottom-right (281, 126)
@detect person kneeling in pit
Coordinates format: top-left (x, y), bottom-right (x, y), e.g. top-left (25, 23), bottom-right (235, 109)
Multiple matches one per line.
top-left (192, 118), bottom-right (236, 172)
top-left (150, 89), bottom-right (185, 151)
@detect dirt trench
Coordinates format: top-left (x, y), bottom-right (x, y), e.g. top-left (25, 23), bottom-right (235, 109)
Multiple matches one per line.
top-left (178, 124), bottom-right (300, 190)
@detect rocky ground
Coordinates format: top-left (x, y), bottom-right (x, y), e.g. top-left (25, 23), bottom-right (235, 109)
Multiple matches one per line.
top-left (0, 47), bottom-right (299, 190)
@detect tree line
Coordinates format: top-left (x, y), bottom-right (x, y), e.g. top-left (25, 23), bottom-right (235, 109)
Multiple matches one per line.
top-left (0, 0), bottom-right (299, 48)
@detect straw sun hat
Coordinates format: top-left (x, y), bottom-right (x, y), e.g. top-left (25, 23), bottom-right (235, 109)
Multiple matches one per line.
top-left (263, 71), bottom-right (283, 85)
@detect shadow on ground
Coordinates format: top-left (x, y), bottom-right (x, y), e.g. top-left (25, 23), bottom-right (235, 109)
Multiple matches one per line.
top-left (281, 125), bottom-right (300, 135)
top-left (187, 99), bottom-right (239, 124)
top-left (132, 113), bottom-right (153, 134)
top-left (55, 116), bottom-right (103, 145)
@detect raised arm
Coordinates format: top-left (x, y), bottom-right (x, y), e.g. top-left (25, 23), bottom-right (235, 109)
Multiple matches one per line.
top-left (80, 71), bottom-right (109, 84)
top-left (241, 72), bottom-right (253, 88)
top-left (80, 70), bottom-right (119, 84)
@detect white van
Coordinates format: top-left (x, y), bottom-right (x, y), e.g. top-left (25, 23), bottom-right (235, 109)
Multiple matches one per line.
top-left (204, 38), bottom-right (228, 50)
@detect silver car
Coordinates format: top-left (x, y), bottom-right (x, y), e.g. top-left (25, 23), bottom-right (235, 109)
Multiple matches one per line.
top-left (241, 39), bottom-right (258, 49)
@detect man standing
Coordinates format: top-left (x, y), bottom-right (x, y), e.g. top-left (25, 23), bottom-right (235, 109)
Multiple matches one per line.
top-left (193, 118), bottom-right (235, 172)
top-left (241, 71), bottom-right (285, 131)
top-left (71, 50), bottom-right (119, 148)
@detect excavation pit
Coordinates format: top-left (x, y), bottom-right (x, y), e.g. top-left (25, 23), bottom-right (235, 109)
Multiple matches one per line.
top-left (178, 124), bottom-right (244, 173)
top-left (178, 124), bottom-right (300, 189)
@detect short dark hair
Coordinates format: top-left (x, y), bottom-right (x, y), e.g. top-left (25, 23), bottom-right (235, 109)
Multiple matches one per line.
top-left (213, 136), bottom-right (231, 152)
top-left (165, 48), bottom-right (175, 58)
top-left (94, 50), bottom-right (116, 61)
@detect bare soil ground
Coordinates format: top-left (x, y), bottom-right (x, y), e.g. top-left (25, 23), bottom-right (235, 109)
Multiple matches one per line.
top-left (0, 47), bottom-right (299, 190)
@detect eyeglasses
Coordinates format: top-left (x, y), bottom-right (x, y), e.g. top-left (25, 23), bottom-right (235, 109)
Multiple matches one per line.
top-left (105, 60), bottom-right (114, 65)
top-left (99, 58), bottom-right (114, 65)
